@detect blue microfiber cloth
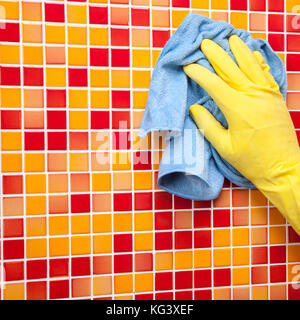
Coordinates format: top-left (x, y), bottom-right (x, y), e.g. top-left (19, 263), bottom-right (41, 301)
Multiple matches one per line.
top-left (139, 12), bottom-right (287, 200)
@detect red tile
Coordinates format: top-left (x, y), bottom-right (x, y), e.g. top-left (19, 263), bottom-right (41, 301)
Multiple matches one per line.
top-left (114, 234), bottom-right (132, 253)
top-left (48, 132), bottom-right (67, 151)
top-left (50, 280), bottom-right (69, 299)
top-left (287, 35), bottom-right (300, 52)
top-left (93, 256), bottom-right (112, 275)
top-left (134, 192), bottom-right (153, 210)
top-left (288, 284), bottom-right (300, 300)
top-left (268, 33), bottom-right (284, 51)
top-left (270, 265), bottom-right (286, 283)
top-left (231, 0), bottom-right (247, 10)
top-left (175, 271), bottom-right (193, 289)
top-left (223, 179), bottom-right (231, 188)
top-left (194, 210), bottom-right (211, 228)
top-left (45, 3), bottom-right (65, 23)
top-left (50, 258), bottom-right (69, 278)
top-left (287, 15), bottom-right (300, 33)
top-left (136, 293), bottom-right (153, 300)
top-left (69, 132), bottom-right (88, 150)
top-left (250, 0), bottom-right (266, 11)
top-left (175, 291), bottom-right (193, 300)
top-left (155, 191), bottom-right (172, 210)
top-left (155, 292), bottom-right (173, 300)
top-left (71, 194), bottom-right (90, 213)
top-left (194, 230), bottom-right (211, 248)
top-left (3, 218), bottom-right (23, 237)
top-left (0, 23), bottom-right (19, 42)
top-left (3, 239), bottom-right (24, 260)
top-left (112, 131), bottom-right (130, 150)
top-left (155, 272), bottom-right (173, 291)
top-left (155, 232), bottom-right (173, 250)
top-left (174, 196), bottom-right (192, 209)
top-left (4, 261), bottom-right (24, 281)
top-left (112, 110), bottom-right (130, 129)
top-left (90, 48), bottom-right (109, 67)
top-left (214, 268), bottom-right (231, 287)
top-left (0, 67), bottom-right (20, 85)
top-left (91, 111), bottom-right (110, 129)
top-left (3, 175), bottom-right (23, 194)
top-left (268, 0), bottom-right (284, 12)
top-left (270, 245), bottom-right (286, 263)
top-left (195, 289), bottom-right (212, 300)
top-left (89, 6), bottom-right (108, 24)
top-left (252, 246), bottom-right (268, 264)
top-left (23, 67), bottom-right (44, 86)
top-left (194, 270), bottom-right (211, 288)
top-left (213, 209), bottom-right (230, 227)
top-left (1, 110), bottom-right (21, 129)
top-left (72, 257), bottom-right (91, 276)
top-left (135, 253), bottom-right (153, 272)
top-left (288, 226), bottom-right (300, 243)
top-left (111, 49), bottom-right (130, 67)
top-left (175, 231), bottom-right (192, 249)
top-left (47, 89), bottom-right (66, 108)
top-left (112, 91), bottom-right (130, 108)
top-left (114, 254), bottom-right (133, 273)
top-left (27, 281), bottom-right (47, 300)
top-left (69, 68), bottom-right (88, 87)
top-left (153, 30), bottom-right (170, 48)
top-left (155, 211), bottom-right (173, 230)
top-left (111, 28), bottom-right (129, 46)
top-left (194, 200), bottom-right (211, 208)
top-left (27, 260), bottom-right (47, 280)
top-left (47, 111), bottom-right (66, 129)
top-left (25, 132), bottom-right (44, 150)
top-left (252, 266), bottom-right (268, 284)
top-left (268, 14), bottom-right (284, 32)
top-left (133, 151), bottom-right (152, 170)
top-left (131, 8), bottom-right (150, 26)
top-left (172, 0), bottom-right (189, 8)
top-left (114, 193), bottom-right (132, 211)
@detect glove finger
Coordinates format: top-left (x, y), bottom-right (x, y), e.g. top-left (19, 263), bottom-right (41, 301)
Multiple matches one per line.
top-left (200, 39), bottom-right (251, 90)
top-left (229, 35), bottom-right (270, 87)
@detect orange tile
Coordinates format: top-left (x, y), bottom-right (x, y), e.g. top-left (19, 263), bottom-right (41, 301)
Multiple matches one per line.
top-left (3, 197), bottom-right (23, 216)
top-left (111, 7), bottom-right (129, 25)
top-left (270, 285), bottom-right (286, 300)
top-left (134, 212), bottom-right (153, 231)
top-left (46, 46), bottom-right (65, 64)
top-left (175, 211), bottom-right (192, 229)
top-left (252, 286), bottom-right (268, 300)
top-left (114, 213), bottom-right (132, 232)
top-left (0, 88), bottom-right (21, 108)
top-left (214, 288), bottom-right (231, 300)
top-left (71, 236), bottom-right (91, 255)
top-left (132, 29), bottom-right (150, 47)
top-left (175, 251), bottom-right (193, 269)
top-left (269, 226), bottom-right (286, 244)
top-left (49, 216), bottom-right (69, 236)
top-left (250, 13), bottom-right (266, 31)
top-left (93, 235), bottom-right (112, 253)
top-left (49, 237), bottom-right (69, 257)
top-left (232, 189), bottom-right (249, 207)
top-left (213, 248), bottom-right (231, 267)
top-left (251, 189), bottom-right (267, 206)
top-left (152, 9), bottom-right (170, 27)
top-left (26, 217), bottom-right (46, 237)
top-left (93, 276), bottom-right (112, 295)
top-left (23, 24), bottom-right (43, 43)
top-left (27, 238), bottom-right (47, 258)
top-left (135, 273), bottom-right (153, 292)
top-left (93, 194), bottom-right (111, 212)
top-left (232, 228), bottom-right (249, 246)
top-left (251, 207), bottom-right (268, 225)
top-left (48, 153), bottom-right (67, 172)
top-left (114, 274), bottom-right (133, 294)
top-left (26, 196), bottom-right (46, 216)
top-left (22, 1), bottom-right (42, 21)
top-left (213, 189), bottom-right (230, 207)
top-left (230, 12), bottom-right (248, 30)
top-left (233, 247), bottom-right (249, 266)
top-left (213, 228), bottom-right (231, 247)
top-left (270, 207), bottom-right (286, 225)
top-left (155, 252), bottom-right (173, 270)
top-left (93, 214), bottom-right (112, 233)
top-left (24, 89), bottom-right (43, 108)
top-left (72, 278), bottom-right (91, 298)
top-left (3, 283), bottom-right (24, 300)
top-left (113, 172), bottom-right (132, 190)
top-left (287, 74), bottom-right (300, 91)
top-left (92, 173), bottom-right (111, 191)
top-left (233, 267), bottom-right (250, 285)
top-left (288, 245), bottom-right (300, 262)
top-left (211, 11), bottom-right (228, 22)
top-left (71, 215), bottom-right (91, 234)
top-left (172, 10), bottom-right (190, 28)
top-left (210, 0), bottom-right (228, 9)
top-left (251, 227), bottom-right (268, 245)
top-left (233, 287), bottom-right (250, 300)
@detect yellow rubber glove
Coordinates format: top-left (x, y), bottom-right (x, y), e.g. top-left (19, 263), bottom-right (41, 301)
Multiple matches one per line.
top-left (184, 35), bottom-right (300, 235)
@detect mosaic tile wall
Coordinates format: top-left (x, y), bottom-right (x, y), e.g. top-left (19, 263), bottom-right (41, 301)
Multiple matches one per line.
top-left (0, 0), bottom-right (300, 300)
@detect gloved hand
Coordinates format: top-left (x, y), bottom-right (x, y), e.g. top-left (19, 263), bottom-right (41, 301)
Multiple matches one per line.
top-left (184, 35), bottom-right (300, 235)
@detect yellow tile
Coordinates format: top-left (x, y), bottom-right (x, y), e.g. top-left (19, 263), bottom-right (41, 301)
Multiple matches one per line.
top-left (135, 212), bottom-right (153, 231)
top-left (135, 233), bottom-right (153, 251)
top-left (135, 273), bottom-right (153, 292)
top-left (26, 174), bottom-right (46, 194)
top-left (132, 49), bottom-right (151, 68)
top-left (26, 217), bottom-right (46, 237)
top-left (23, 45), bottom-right (43, 64)
top-left (69, 89), bottom-right (88, 108)
top-left (134, 172), bottom-right (152, 190)
top-left (211, 0), bottom-right (228, 9)
top-left (90, 27), bottom-right (108, 46)
top-left (70, 153), bottom-right (89, 171)
top-left (152, 50), bottom-right (161, 67)
top-left (132, 29), bottom-right (150, 47)
top-left (49, 237), bottom-right (69, 257)
top-left (0, 44), bottom-right (20, 64)
top-left (114, 213), bottom-right (132, 232)
top-left (0, 88), bottom-right (21, 108)
top-left (1, 1), bottom-right (19, 19)
top-left (68, 26), bottom-right (87, 45)
top-left (194, 249), bottom-right (211, 268)
top-left (232, 267), bottom-right (249, 285)
top-left (175, 251), bottom-right (193, 269)
top-left (251, 32), bottom-right (266, 40)
top-left (68, 47), bottom-right (87, 66)
top-left (112, 70), bottom-right (130, 88)
top-left (67, 4), bottom-right (87, 23)
top-left (71, 215), bottom-right (90, 234)
top-left (112, 151), bottom-right (131, 171)
top-left (93, 276), bottom-right (112, 295)
top-left (132, 70), bottom-right (151, 88)
top-left (1, 132), bottom-right (22, 151)
top-left (93, 214), bottom-right (112, 233)
top-left (230, 12), bottom-right (248, 30)
top-left (26, 196), bottom-right (46, 216)
top-left (90, 90), bottom-right (109, 108)
top-left (287, 0), bottom-right (300, 12)
top-left (25, 153), bottom-right (45, 172)
top-left (214, 248), bottom-right (231, 267)
top-left (233, 247), bottom-right (249, 266)
top-left (213, 229), bottom-right (231, 247)
top-left (232, 228), bottom-right (249, 246)
top-left (172, 10), bottom-right (189, 28)
top-left (49, 216), bottom-right (69, 235)
top-left (155, 252), bottom-right (173, 270)
top-left (269, 226), bottom-right (286, 244)
top-left (46, 68), bottom-right (66, 87)
top-left (69, 111), bottom-right (89, 129)
top-left (133, 90), bottom-right (148, 109)
top-left (23, 24), bottom-right (43, 43)
top-left (22, 1), bottom-right (42, 21)
top-left (1, 153), bottom-right (22, 172)
top-left (71, 236), bottom-right (91, 255)
top-left (114, 274), bottom-right (133, 294)
top-left (45, 25), bottom-right (65, 44)
top-left (90, 69), bottom-right (109, 87)
top-left (191, 0), bottom-right (209, 9)
top-left (92, 173), bottom-right (111, 191)
top-left (27, 238), bottom-right (47, 258)
top-left (93, 235), bottom-right (112, 253)
top-left (3, 283), bottom-right (24, 300)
